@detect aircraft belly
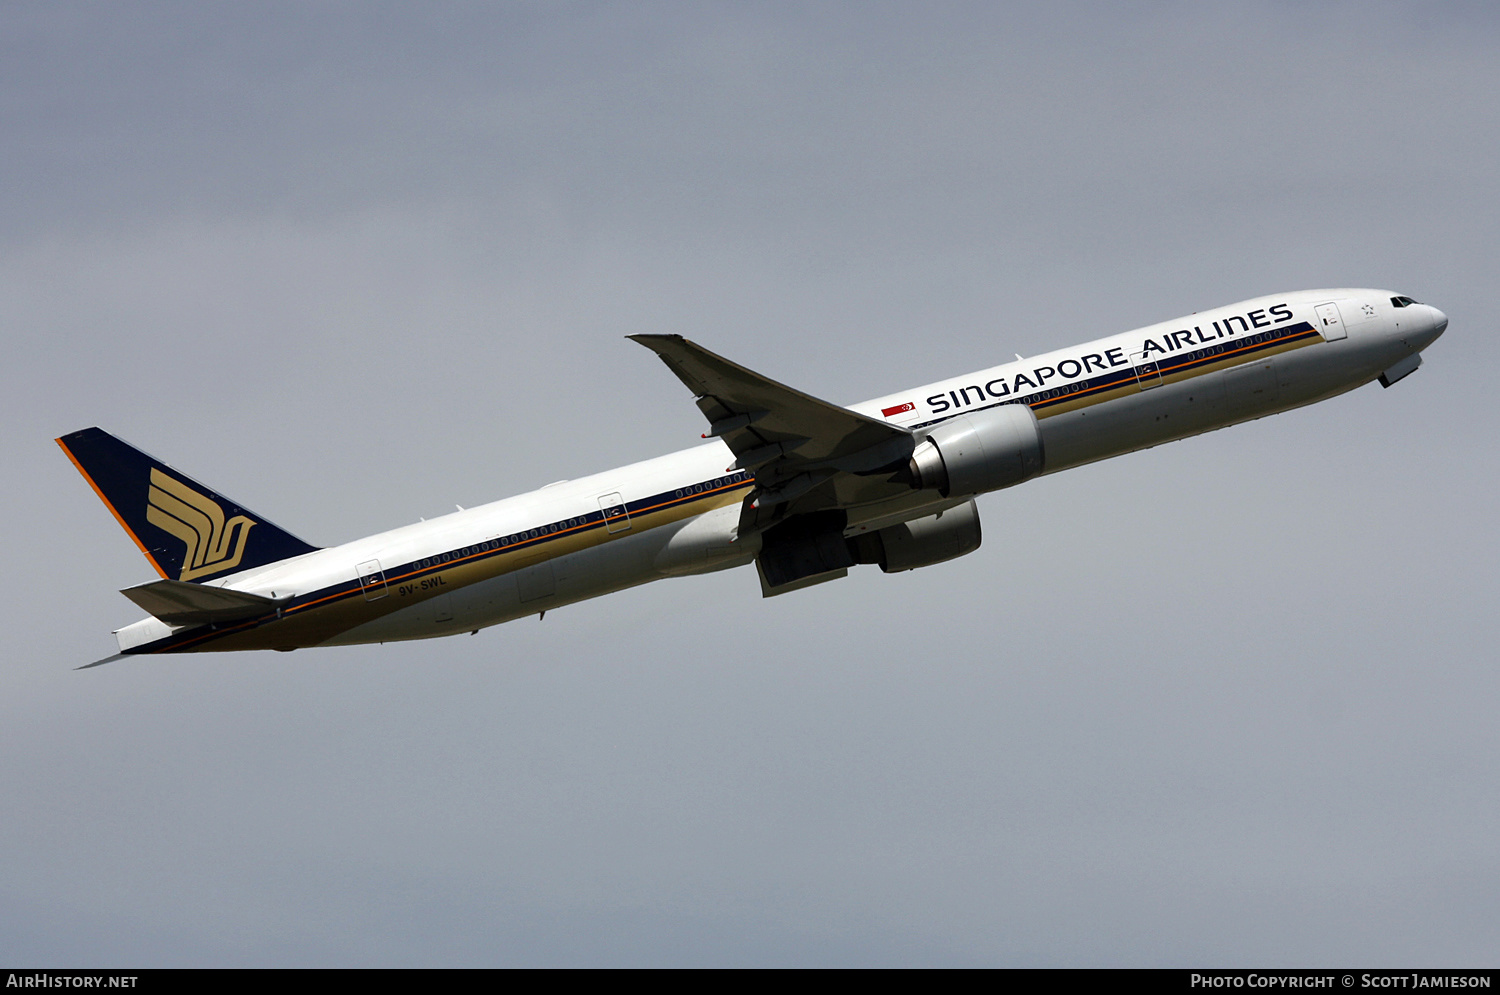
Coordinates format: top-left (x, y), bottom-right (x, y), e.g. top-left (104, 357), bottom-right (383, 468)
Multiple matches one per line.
top-left (1039, 340), bottom-right (1379, 473)
top-left (320, 571), bottom-right (521, 645)
top-left (320, 517), bottom-right (698, 646)
top-left (1038, 376), bottom-right (1225, 472)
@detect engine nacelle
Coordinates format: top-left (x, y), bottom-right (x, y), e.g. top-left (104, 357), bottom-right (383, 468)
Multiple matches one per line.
top-left (908, 403), bottom-right (1044, 497)
top-left (850, 500), bottom-right (983, 573)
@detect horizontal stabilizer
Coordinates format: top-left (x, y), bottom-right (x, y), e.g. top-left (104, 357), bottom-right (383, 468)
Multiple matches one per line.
top-left (120, 578), bottom-right (283, 626)
top-left (77, 653), bottom-right (126, 671)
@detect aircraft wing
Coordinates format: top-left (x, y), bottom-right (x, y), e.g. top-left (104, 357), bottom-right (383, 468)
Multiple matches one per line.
top-left (629, 334), bottom-right (916, 533)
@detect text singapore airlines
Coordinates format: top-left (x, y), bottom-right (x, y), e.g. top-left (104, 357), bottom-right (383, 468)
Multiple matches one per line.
top-left (58, 288), bottom-right (1446, 666)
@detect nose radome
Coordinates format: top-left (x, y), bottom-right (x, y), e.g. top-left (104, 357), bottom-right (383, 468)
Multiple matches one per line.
top-left (1402, 303), bottom-right (1447, 353)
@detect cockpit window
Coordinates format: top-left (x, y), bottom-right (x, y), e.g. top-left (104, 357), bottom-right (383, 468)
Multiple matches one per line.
top-left (1390, 296), bottom-right (1420, 308)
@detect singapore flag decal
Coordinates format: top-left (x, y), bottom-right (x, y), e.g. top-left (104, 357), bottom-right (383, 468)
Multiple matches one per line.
top-left (881, 402), bottom-right (916, 418)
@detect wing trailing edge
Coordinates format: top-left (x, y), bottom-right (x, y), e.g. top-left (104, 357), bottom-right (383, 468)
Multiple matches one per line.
top-left (629, 334), bottom-right (917, 535)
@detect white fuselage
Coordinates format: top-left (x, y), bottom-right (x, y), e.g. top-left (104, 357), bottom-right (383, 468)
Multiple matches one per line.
top-left (115, 288), bottom-right (1445, 654)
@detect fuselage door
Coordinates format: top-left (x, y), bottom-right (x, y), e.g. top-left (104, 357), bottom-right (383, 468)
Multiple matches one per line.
top-left (1315, 302), bottom-right (1346, 341)
top-left (1130, 352), bottom-right (1163, 390)
top-left (599, 492), bottom-right (632, 534)
top-left (357, 559), bottom-right (388, 601)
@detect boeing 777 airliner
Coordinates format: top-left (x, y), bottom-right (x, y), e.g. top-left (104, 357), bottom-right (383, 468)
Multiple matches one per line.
top-left (59, 288), bottom-right (1446, 666)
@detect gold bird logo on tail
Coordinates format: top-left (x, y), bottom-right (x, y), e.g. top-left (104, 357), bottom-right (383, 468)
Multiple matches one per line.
top-left (145, 468), bottom-right (256, 581)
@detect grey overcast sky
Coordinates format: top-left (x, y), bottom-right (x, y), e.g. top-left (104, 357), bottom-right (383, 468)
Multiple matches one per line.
top-left (3, 2), bottom-right (1497, 967)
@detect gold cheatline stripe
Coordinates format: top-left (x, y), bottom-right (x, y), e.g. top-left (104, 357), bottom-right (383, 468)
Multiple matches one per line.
top-left (1031, 327), bottom-right (1315, 417)
top-left (273, 480), bottom-right (752, 619)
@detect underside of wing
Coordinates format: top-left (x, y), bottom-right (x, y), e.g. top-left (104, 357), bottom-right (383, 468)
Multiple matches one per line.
top-left (629, 334), bottom-right (918, 534)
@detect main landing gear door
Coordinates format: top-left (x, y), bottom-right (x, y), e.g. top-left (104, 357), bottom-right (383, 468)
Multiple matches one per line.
top-left (1315, 302), bottom-right (1346, 341)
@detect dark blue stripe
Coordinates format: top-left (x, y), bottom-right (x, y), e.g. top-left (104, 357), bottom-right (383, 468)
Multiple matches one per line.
top-left (130, 471), bottom-right (756, 654)
top-left (912, 321), bottom-right (1318, 429)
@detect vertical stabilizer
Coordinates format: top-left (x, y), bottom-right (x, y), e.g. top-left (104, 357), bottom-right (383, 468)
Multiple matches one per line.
top-left (57, 427), bottom-right (320, 582)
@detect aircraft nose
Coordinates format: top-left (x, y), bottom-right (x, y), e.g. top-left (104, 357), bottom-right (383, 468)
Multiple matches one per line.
top-left (1401, 303), bottom-right (1447, 353)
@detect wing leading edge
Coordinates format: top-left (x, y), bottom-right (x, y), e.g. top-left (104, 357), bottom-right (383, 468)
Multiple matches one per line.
top-left (628, 334), bottom-right (917, 536)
